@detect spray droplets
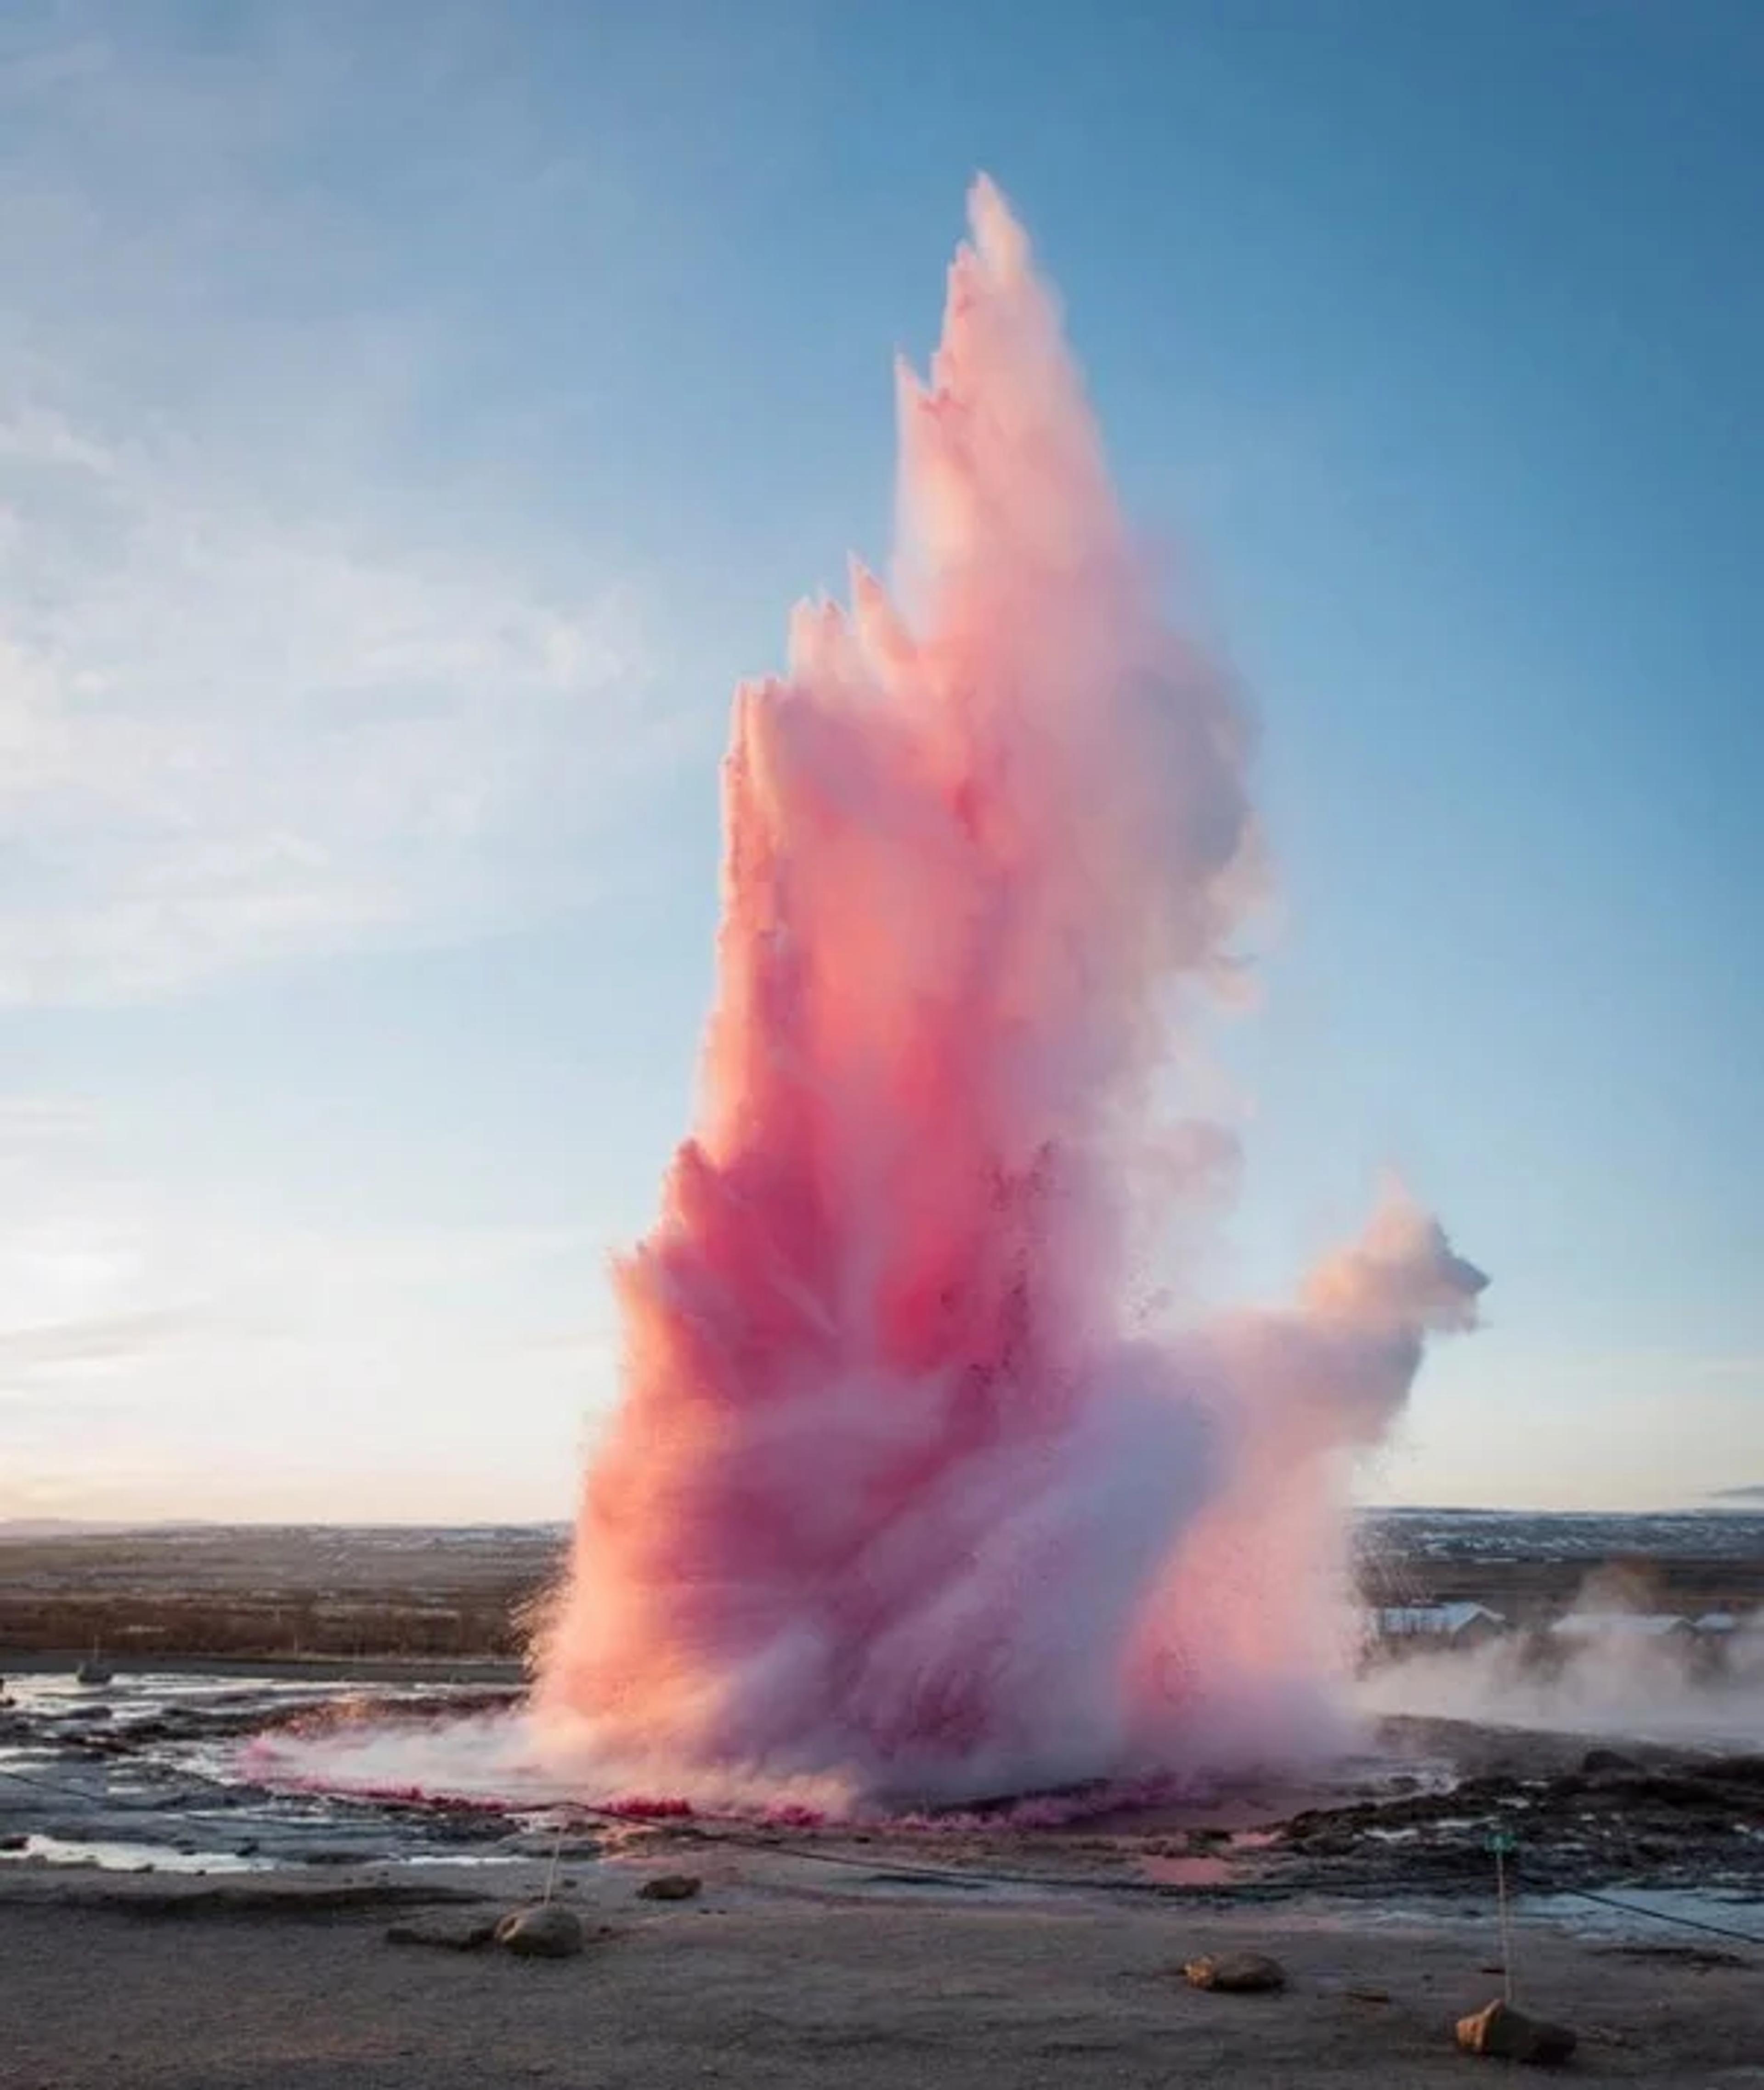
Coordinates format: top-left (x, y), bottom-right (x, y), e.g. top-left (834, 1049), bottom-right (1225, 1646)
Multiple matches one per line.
top-left (533, 180), bottom-right (1481, 1809)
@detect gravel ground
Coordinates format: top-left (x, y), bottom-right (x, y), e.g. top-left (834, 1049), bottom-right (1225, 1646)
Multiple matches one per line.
top-left (4, 1865), bottom-right (1763, 2090)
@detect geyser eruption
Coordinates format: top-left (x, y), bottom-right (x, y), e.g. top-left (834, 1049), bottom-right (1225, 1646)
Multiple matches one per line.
top-left (534, 179), bottom-right (1484, 1807)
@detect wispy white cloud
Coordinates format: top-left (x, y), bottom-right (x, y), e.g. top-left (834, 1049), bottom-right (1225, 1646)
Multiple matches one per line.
top-left (0, 1307), bottom-right (199, 1378)
top-left (0, 1095), bottom-right (102, 1145)
top-left (0, 404), bottom-right (652, 1000)
top-left (0, 1091), bottom-right (611, 1519)
top-left (0, 5), bottom-right (665, 1004)
top-left (0, 10), bottom-right (670, 1515)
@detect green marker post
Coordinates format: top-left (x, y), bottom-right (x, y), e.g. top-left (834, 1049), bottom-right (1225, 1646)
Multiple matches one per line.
top-left (1488, 1827), bottom-right (1518, 2003)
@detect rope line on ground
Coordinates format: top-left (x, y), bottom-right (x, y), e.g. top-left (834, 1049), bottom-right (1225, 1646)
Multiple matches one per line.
top-left (1549, 1887), bottom-right (1764, 1949)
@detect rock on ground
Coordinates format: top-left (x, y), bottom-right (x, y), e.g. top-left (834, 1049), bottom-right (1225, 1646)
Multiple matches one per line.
top-left (638, 1874), bottom-right (702, 1902)
top-left (1455, 2000), bottom-right (1577, 2064)
top-left (1182, 1952), bottom-right (1287, 1994)
top-left (495, 1904), bottom-right (586, 1958)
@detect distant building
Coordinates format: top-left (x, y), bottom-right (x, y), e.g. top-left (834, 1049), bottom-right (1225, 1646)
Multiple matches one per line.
top-left (1374, 1602), bottom-right (1509, 1651)
top-left (1550, 1611), bottom-right (1696, 1643)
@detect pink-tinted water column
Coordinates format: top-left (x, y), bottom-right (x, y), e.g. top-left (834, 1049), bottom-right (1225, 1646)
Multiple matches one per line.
top-left (535, 179), bottom-right (1483, 1808)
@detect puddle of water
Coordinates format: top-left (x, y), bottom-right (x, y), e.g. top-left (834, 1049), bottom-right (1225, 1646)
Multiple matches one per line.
top-left (0, 1834), bottom-right (268, 1874)
top-left (1139, 1828), bottom-right (1279, 1886)
top-left (1142, 1853), bottom-right (1233, 1886)
top-left (401, 1851), bottom-right (530, 1868)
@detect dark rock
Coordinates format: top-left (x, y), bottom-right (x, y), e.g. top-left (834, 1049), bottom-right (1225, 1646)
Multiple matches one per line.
top-left (0, 1834), bottom-right (28, 1852)
top-left (1529, 2019), bottom-right (1579, 2066)
top-left (1580, 1747), bottom-right (1638, 1775)
top-left (431, 1812), bottom-right (519, 1847)
top-left (1181, 1952), bottom-right (1286, 1994)
top-left (386, 1912), bottom-right (498, 1950)
top-left (1459, 1774), bottom-right (1525, 1802)
top-left (495, 1904), bottom-right (585, 1958)
top-left (1456, 2000), bottom-right (1577, 2064)
top-left (1623, 1772), bottom-right (1725, 1811)
top-left (638, 1873), bottom-right (702, 1901)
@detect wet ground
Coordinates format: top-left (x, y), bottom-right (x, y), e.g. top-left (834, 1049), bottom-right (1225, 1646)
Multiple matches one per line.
top-left (2, 1659), bottom-right (1760, 1946)
top-left (0, 1666), bottom-right (528, 1874)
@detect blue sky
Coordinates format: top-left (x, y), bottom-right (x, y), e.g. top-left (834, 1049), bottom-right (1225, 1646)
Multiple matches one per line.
top-left (0, 0), bottom-right (1758, 1520)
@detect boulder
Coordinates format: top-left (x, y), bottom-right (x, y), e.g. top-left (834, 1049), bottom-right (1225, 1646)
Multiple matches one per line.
top-left (638, 1873), bottom-right (702, 1902)
top-left (1181, 1952), bottom-right (1286, 1994)
top-left (495, 1904), bottom-right (586, 1958)
top-left (1455, 2000), bottom-right (1577, 2065)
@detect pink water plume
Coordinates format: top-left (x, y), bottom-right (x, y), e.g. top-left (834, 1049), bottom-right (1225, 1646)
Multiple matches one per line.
top-left (534, 178), bottom-right (1484, 1809)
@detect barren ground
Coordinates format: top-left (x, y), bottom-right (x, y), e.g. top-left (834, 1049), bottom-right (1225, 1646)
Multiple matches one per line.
top-left (4, 1516), bottom-right (1761, 2085)
top-left (5, 1863), bottom-right (1763, 2090)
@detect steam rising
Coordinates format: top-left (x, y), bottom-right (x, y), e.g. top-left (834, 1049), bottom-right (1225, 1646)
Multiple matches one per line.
top-left (1359, 1623), bottom-right (1764, 1749)
top-left (529, 179), bottom-right (1484, 1809)
top-left (1361, 1586), bottom-right (1764, 1746)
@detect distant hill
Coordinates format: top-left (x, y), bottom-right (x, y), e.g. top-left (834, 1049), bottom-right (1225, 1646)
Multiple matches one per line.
top-left (0, 1518), bottom-right (143, 1538)
top-left (0, 1519), bottom-right (564, 1539)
